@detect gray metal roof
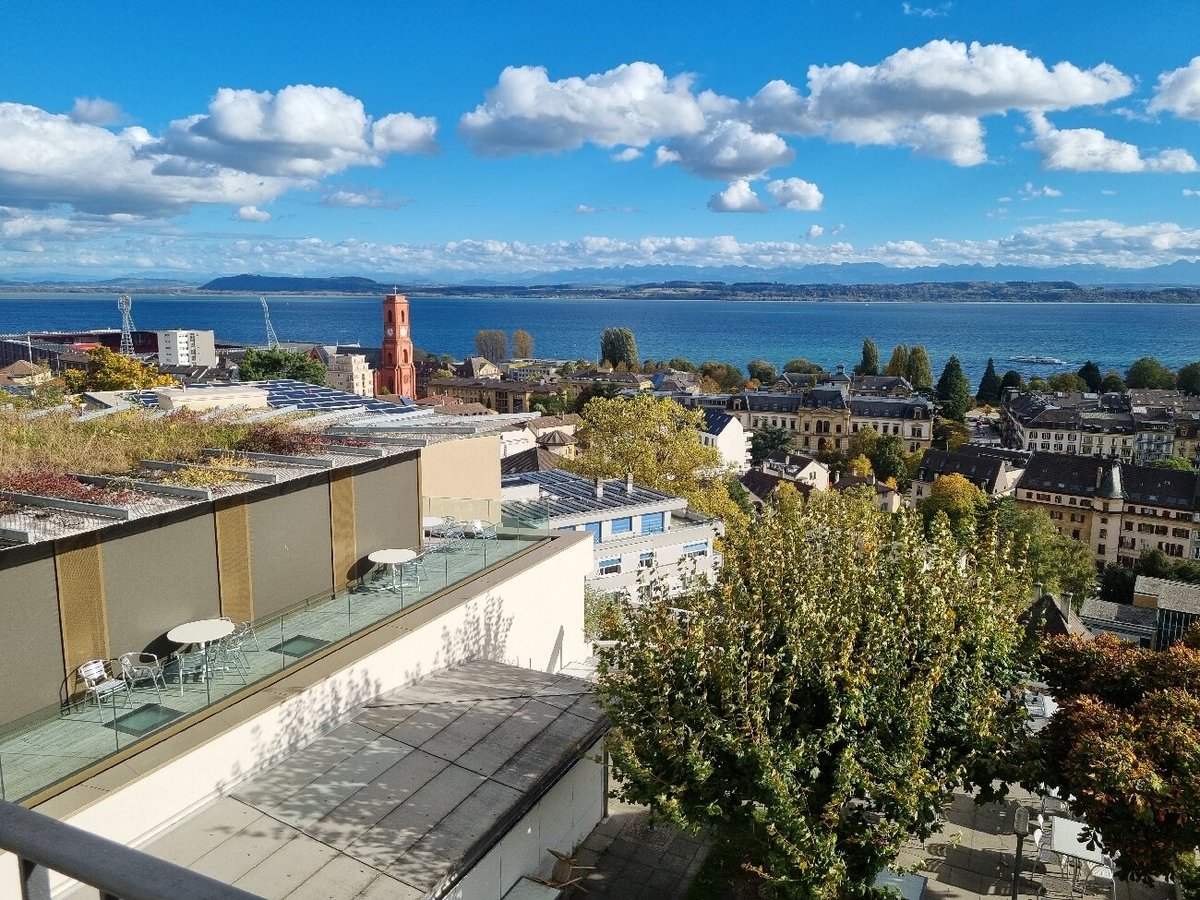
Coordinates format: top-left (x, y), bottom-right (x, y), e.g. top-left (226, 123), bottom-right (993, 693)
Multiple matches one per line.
top-left (503, 469), bottom-right (687, 520)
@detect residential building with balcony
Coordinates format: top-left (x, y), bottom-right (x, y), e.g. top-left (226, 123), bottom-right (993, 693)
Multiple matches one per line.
top-left (324, 351), bottom-right (374, 397)
top-left (156, 329), bottom-right (218, 367)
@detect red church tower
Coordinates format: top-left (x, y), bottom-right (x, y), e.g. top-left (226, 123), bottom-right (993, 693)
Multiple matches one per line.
top-left (374, 293), bottom-right (416, 398)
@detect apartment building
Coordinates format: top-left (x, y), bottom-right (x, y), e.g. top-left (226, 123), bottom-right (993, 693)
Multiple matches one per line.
top-left (324, 351), bottom-right (374, 397)
top-left (155, 329), bottom-right (217, 367)
top-left (911, 445), bottom-right (1033, 502)
top-left (428, 376), bottom-right (576, 413)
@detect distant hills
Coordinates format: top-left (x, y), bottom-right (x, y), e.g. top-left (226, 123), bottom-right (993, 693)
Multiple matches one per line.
top-left (199, 274), bottom-right (385, 293)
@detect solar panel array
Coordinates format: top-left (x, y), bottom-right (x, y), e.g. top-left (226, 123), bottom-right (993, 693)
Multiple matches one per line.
top-left (130, 379), bottom-right (417, 417)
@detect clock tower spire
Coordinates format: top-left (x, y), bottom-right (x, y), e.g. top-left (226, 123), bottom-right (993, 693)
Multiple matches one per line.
top-left (375, 293), bottom-right (416, 398)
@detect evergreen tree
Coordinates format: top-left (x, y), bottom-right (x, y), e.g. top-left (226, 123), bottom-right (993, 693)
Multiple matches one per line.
top-left (976, 358), bottom-right (1002, 404)
top-left (1101, 370), bottom-right (1127, 392)
top-left (935, 355), bottom-right (972, 421)
top-left (999, 370), bottom-right (1023, 395)
top-left (600, 327), bottom-right (638, 369)
top-left (884, 343), bottom-right (910, 378)
top-left (906, 345), bottom-right (934, 390)
top-left (1077, 360), bottom-right (1102, 392)
top-left (854, 337), bottom-right (879, 376)
top-left (1176, 361), bottom-right (1200, 396)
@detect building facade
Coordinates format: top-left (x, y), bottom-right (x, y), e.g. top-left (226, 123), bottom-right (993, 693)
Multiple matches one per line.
top-left (155, 330), bottom-right (217, 367)
top-left (326, 352), bottom-right (375, 397)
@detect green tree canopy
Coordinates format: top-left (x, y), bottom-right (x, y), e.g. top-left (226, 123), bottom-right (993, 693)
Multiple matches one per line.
top-left (62, 347), bottom-right (177, 392)
top-left (1126, 356), bottom-right (1176, 389)
top-left (920, 472), bottom-right (986, 542)
top-left (884, 343), bottom-right (910, 378)
top-left (746, 359), bottom-right (777, 384)
top-left (474, 329), bottom-right (507, 363)
top-left (750, 423), bottom-right (792, 465)
top-left (935, 355), bottom-right (972, 421)
top-left (1077, 360), bottom-right (1103, 392)
top-left (1046, 372), bottom-right (1089, 392)
top-left (600, 490), bottom-right (1030, 898)
top-left (869, 433), bottom-right (910, 486)
top-left (906, 345), bottom-right (934, 390)
top-left (699, 360), bottom-right (746, 392)
top-left (976, 358), bottom-right (1002, 404)
top-left (512, 329), bottom-right (534, 359)
top-left (1149, 456), bottom-right (1195, 471)
top-left (238, 348), bottom-right (326, 386)
top-left (999, 370), bottom-right (1024, 395)
top-left (666, 356), bottom-right (696, 372)
top-left (854, 337), bottom-right (879, 376)
top-left (600, 327), bottom-right (638, 369)
top-left (989, 497), bottom-right (1096, 602)
top-left (564, 393), bottom-right (745, 528)
top-left (1030, 634), bottom-right (1200, 880)
top-left (783, 357), bottom-right (823, 374)
top-left (1100, 370), bottom-right (1127, 392)
top-left (846, 424), bottom-right (880, 461)
top-left (1176, 361), bottom-right (1200, 396)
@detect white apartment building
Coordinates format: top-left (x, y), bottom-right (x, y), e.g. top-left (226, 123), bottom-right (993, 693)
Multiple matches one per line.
top-left (155, 329), bottom-right (217, 366)
top-left (325, 351), bottom-right (375, 397)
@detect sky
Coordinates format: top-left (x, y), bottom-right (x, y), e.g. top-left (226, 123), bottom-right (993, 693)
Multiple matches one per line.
top-left (2, 0), bottom-right (1200, 280)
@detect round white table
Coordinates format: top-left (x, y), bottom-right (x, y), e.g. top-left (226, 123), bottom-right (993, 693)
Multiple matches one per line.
top-left (167, 618), bottom-right (235, 647)
top-left (422, 516), bottom-right (443, 531)
top-left (368, 548), bottom-right (418, 592)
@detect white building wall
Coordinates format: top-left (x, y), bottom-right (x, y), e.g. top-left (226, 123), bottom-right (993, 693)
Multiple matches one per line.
top-left (155, 330), bottom-right (217, 367)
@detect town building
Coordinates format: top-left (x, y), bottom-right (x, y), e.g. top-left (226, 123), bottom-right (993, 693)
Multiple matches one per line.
top-left (699, 409), bottom-right (751, 471)
top-left (324, 351), bottom-right (374, 397)
top-left (761, 450), bottom-right (831, 491)
top-left (1078, 598), bottom-right (1158, 648)
top-left (373, 293), bottom-right (417, 398)
top-left (0, 359), bottom-right (54, 393)
top-left (910, 445), bottom-right (1034, 502)
top-left (502, 469), bottom-right (722, 600)
top-left (1133, 575), bottom-right (1200, 648)
top-left (833, 473), bottom-right (903, 512)
top-left (429, 376), bottom-right (576, 413)
top-left (155, 329), bottom-right (217, 367)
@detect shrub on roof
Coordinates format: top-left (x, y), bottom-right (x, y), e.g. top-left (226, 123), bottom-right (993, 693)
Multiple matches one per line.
top-left (234, 422), bottom-right (323, 456)
top-left (0, 470), bottom-right (136, 505)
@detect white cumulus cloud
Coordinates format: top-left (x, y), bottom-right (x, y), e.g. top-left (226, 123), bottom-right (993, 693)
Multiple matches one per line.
top-left (1149, 57), bottom-right (1200, 120)
top-left (1021, 182), bottom-right (1062, 198)
top-left (707, 180), bottom-right (767, 213)
top-left (767, 177), bottom-right (823, 210)
top-left (806, 224), bottom-right (825, 238)
top-left (235, 205), bottom-right (270, 222)
top-left (611, 147), bottom-right (642, 162)
top-left (1026, 113), bottom-right (1198, 173)
top-left (69, 97), bottom-right (126, 126)
top-left (663, 120), bottom-right (793, 179)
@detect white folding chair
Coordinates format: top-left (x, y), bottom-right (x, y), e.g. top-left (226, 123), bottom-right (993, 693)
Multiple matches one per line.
top-left (77, 659), bottom-right (131, 721)
top-left (118, 652), bottom-right (166, 703)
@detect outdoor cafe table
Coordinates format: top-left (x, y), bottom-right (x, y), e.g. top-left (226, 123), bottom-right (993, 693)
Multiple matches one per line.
top-left (874, 867), bottom-right (926, 900)
top-left (1050, 816), bottom-right (1107, 887)
top-left (166, 618), bottom-right (235, 682)
top-left (368, 548), bottom-right (418, 592)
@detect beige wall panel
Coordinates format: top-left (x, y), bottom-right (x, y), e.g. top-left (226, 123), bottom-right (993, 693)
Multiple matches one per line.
top-left (0, 551), bottom-right (66, 725)
top-left (329, 470), bottom-right (357, 589)
top-left (419, 435), bottom-right (501, 521)
top-left (353, 457), bottom-right (421, 567)
top-left (54, 535), bottom-right (109, 685)
top-left (104, 512), bottom-right (221, 658)
top-left (248, 479), bottom-right (334, 619)
top-left (215, 499), bottom-right (254, 624)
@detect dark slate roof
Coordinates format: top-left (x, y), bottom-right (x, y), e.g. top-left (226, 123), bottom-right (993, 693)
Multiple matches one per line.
top-left (916, 445), bottom-right (1031, 493)
top-left (500, 447), bottom-right (562, 476)
top-left (763, 450), bottom-right (820, 469)
top-left (502, 469), bottom-right (686, 519)
top-left (850, 375), bottom-right (913, 394)
top-left (849, 397), bottom-right (934, 419)
top-left (740, 469), bottom-right (784, 502)
top-left (1016, 453), bottom-right (1122, 499)
top-left (735, 388), bottom-right (848, 412)
top-left (1079, 598), bottom-right (1159, 631)
top-left (701, 408), bottom-right (736, 435)
top-left (1021, 595), bottom-right (1094, 642)
top-left (1122, 466), bottom-right (1198, 511)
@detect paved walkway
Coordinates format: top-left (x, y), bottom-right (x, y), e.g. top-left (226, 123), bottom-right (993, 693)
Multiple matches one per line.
top-left (570, 797), bottom-right (712, 899)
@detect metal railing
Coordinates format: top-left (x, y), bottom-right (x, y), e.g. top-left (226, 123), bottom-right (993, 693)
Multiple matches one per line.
top-left (0, 798), bottom-right (260, 900)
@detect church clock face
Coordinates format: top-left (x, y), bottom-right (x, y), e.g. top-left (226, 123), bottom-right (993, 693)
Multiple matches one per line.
top-left (385, 326), bottom-right (394, 337)
top-left (398, 326), bottom-right (408, 337)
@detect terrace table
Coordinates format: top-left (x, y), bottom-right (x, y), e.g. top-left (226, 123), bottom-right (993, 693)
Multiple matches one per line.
top-left (166, 618), bottom-right (235, 683)
top-left (1050, 817), bottom-right (1107, 890)
top-left (368, 548), bottom-right (417, 592)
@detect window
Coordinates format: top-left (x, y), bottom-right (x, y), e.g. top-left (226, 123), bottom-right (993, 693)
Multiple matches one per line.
top-left (584, 522), bottom-right (602, 543)
top-left (640, 512), bottom-right (664, 535)
top-left (638, 551), bottom-right (655, 569)
top-left (598, 557), bottom-right (621, 576)
top-left (611, 517), bottom-right (632, 534)
top-left (681, 541), bottom-right (709, 559)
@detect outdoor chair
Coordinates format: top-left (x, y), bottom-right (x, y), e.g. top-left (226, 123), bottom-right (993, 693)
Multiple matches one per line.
top-left (1033, 828), bottom-right (1064, 875)
top-left (464, 519), bottom-right (497, 540)
top-left (210, 635), bottom-right (249, 686)
top-left (118, 652), bottom-right (166, 703)
top-left (220, 616), bottom-right (261, 651)
top-left (1086, 856), bottom-right (1116, 899)
top-left (166, 649), bottom-right (208, 696)
top-left (76, 658), bottom-right (131, 721)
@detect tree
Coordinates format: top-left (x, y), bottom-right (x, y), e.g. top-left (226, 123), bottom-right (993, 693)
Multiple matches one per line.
top-left (599, 491), bottom-right (1030, 898)
top-left (884, 343), bottom-right (910, 378)
top-left (1046, 372), bottom-right (1088, 392)
top-left (1077, 360), bottom-right (1103, 393)
top-left (600, 327), bottom-right (638, 369)
top-left (869, 434), bottom-right (909, 486)
top-left (474, 329), bottom-right (508, 363)
top-left (564, 393), bottom-right (746, 528)
top-left (237, 348), bottom-right (327, 386)
top-left (1149, 456), bottom-right (1195, 471)
top-left (746, 359), bottom-right (777, 384)
top-left (976, 358), bottom-right (1002, 405)
top-left (846, 424), bottom-right (880, 461)
top-left (854, 337), bottom-right (879, 376)
top-left (1028, 376), bottom-right (1050, 392)
top-left (512, 329), bottom-right (534, 359)
top-left (999, 369), bottom-right (1024, 395)
top-left (62, 347), bottom-right (177, 393)
top-left (937, 418), bottom-right (971, 451)
top-left (920, 472), bottom-right (986, 542)
top-left (906, 345), bottom-right (934, 390)
top-left (1126, 356), bottom-right (1176, 389)
top-left (1100, 370), bottom-right (1127, 392)
top-left (667, 356), bottom-right (696, 372)
top-left (935, 355), bottom-right (971, 421)
top-left (847, 454), bottom-right (873, 477)
top-left (699, 361), bottom-right (746, 392)
top-left (783, 357), bottom-right (823, 374)
top-left (1029, 634), bottom-right (1200, 881)
top-left (990, 498), bottom-right (1096, 603)
top-left (1176, 361), bottom-right (1200, 396)
top-left (750, 424), bottom-right (792, 465)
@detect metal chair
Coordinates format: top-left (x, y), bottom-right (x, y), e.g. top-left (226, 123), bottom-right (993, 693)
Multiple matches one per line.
top-left (1086, 856), bottom-right (1116, 899)
top-left (118, 652), bottom-right (166, 703)
top-left (76, 659), bottom-right (131, 721)
top-left (1033, 827), bottom-right (1064, 876)
top-left (212, 633), bottom-right (250, 684)
top-left (166, 649), bottom-right (208, 696)
top-left (219, 616), bottom-right (260, 651)
top-left (464, 519), bottom-right (497, 540)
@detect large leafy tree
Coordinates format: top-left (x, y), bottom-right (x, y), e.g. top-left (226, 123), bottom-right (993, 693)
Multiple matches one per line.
top-left (1029, 633), bottom-right (1200, 881)
top-left (869, 433), bottom-right (909, 486)
top-left (238, 348), bottom-right (327, 385)
top-left (1077, 360), bottom-right (1103, 393)
top-left (1100, 370), bottom-right (1127, 392)
top-left (1176, 361), bottom-right (1200, 396)
top-left (474, 329), bottom-right (508, 363)
top-left (935, 356), bottom-right (972, 421)
top-left (854, 337), bottom-right (879, 376)
top-left (906, 345), bottom-right (934, 390)
top-left (564, 393), bottom-right (746, 528)
top-left (63, 347), bottom-right (177, 392)
top-left (600, 327), bottom-right (638, 369)
top-left (750, 423), bottom-right (792, 465)
top-left (884, 343), bottom-right (910, 378)
top-left (600, 490), bottom-right (1030, 899)
top-left (1047, 372), bottom-right (1089, 392)
top-left (783, 357), bottom-right (823, 375)
top-left (747, 359), bottom-right (777, 384)
top-left (699, 360), bottom-right (746, 392)
top-left (1126, 356), bottom-right (1176, 389)
top-left (976, 358), bottom-right (1002, 405)
top-left (512, 329), bottom-right (534, 359)
top-left (919, 472), bottom-right (986, 542)
top-left (988, 497), bottom-right (1096, 602)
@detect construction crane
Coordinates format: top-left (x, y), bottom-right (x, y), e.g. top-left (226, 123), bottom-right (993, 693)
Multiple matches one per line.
top-left (260, 296), bottom-right (279, 349)
top-left (117, 294), bottom-right (136, 356)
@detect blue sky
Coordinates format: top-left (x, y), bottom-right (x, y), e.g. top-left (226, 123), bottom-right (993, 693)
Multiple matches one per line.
top-left (2, 0), bottom-right (1199, 279)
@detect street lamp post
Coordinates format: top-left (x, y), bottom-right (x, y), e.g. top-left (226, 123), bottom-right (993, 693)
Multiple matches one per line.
top-left (1012, 804), bottom-right (1030, 900)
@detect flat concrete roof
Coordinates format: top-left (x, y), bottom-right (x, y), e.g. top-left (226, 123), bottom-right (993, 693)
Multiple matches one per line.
top-left (138, 660), bottom-right (608, 899)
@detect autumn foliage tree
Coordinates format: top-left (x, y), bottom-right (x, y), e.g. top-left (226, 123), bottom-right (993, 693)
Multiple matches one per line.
top-left (62, 347), bottom-right (176, 392)
top-left (599, 490), bottom-right (1031, 898)
top-left (1029, 633), bottom-right (1200, 881)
